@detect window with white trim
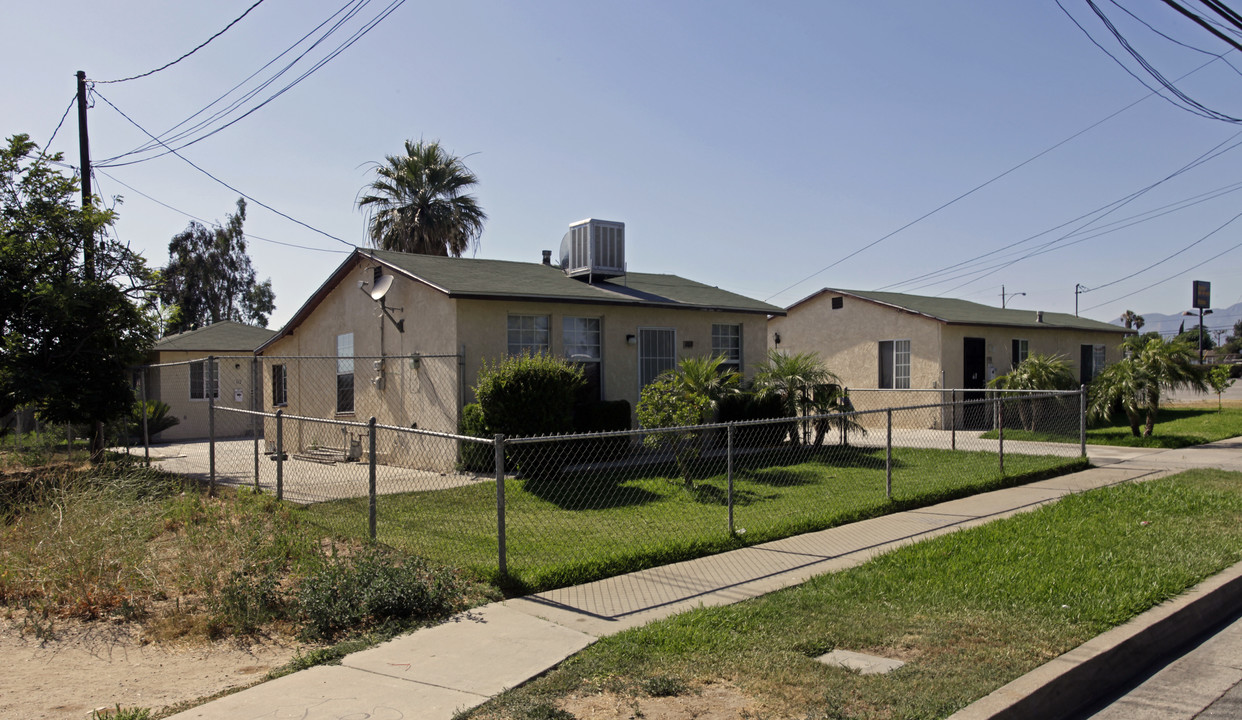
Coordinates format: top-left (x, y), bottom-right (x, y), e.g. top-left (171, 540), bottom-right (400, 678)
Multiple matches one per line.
top-left (189, 359), bottom-right (218, 400)
top-left (564, 317), bottom-right (602, 401)
top-left (1012, 339), bottom-right (1029, 368)
top-left (879, 340), bottom-right (911, 389)
top-left (272, 364), bottom-right (288, 406)
top-left (336, 333), bottom-right (354, 414)
top-left (507, 315), bottom-right (549, 356)
top-left (712, 323), bottom-right (742, 374)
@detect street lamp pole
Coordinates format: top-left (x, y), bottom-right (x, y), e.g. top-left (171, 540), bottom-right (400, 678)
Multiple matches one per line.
top-left (1001, 285), bottom-right (1025, 309)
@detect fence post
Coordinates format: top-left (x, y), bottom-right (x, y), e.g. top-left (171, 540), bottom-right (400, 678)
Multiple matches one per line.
top-left (66, 423), bottom-right (71, 459)
top-left (140, 367), bottom-right (150, 467)
top-left (208, 356), bottom-right (216, 496)
top-left (252, 358), bottom-right (260, 490)
top-left (951, 389), bottom-right (957, 451)
top-left (885, 409), bottom-right (893, 499)
top-left (1079, 384), bottom-right (1087, 458)
top-left (494, 434), bottom-right (507, 578)
top-left (275, 409), bottom-right (284, 501)
top-left (727, 423), bottom-right (735, 535)
top-left (997, 397), bottom-right (1005, 474)
top-left (368, 417), bottom-right (377, 541)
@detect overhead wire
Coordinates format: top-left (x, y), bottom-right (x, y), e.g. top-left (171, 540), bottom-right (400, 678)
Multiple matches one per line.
top-left (97, 0), bottom-right (404, 168)
top-left (42, 94), bottom-right (77, 152)
top-left (92, 87), bottom-right (357, 251)
top-left (93, 0), bottom-right (268, 84)
top-left (96, 169), bottom-right (349, 254)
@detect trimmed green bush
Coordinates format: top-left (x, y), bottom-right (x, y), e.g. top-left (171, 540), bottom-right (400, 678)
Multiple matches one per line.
top-left (474, 354), bottom-right (584, 479)
top-left (457, 403), bottom-right (494, 472)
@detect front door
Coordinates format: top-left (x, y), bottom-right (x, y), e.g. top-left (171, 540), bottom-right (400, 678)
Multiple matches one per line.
top-left (963, 337), bottom-right (987, 430)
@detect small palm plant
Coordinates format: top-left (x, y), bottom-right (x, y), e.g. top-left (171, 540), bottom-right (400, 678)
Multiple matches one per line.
top-left (989, 354), bottom-right (1077, 431)
top-left (752, 349), bottom-right (852, 446)
top-left (1089, 336), bottom-right (1206, 437)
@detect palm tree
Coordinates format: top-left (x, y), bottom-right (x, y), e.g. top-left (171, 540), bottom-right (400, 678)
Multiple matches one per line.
top-left (661, 355), bottom-right (741, 410)
top-left (357, 139), bottom-right (487, 256)
top-left (989, 354), bottom-right (1077, 431)
top-left (752, 349), bottom-right (851, 446)
top-left (1088, 336), bottom-right (1206, 437)
top-left (1120, 309), bottom-right (1145, 331)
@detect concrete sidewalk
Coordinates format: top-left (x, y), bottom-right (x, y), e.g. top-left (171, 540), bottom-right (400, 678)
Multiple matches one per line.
top-left (165, 439), bottom-right (1242, 720)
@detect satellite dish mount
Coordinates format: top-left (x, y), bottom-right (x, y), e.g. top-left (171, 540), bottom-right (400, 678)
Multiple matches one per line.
top-left (369, 274), bottom-right (404, 333)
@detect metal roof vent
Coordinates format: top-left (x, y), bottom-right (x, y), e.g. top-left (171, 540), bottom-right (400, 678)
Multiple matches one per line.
top-left (559, 219), bottom-right (625, 282)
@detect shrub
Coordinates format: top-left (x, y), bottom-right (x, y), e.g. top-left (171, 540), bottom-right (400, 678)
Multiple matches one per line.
top-left (298, 547), bottom-right (463, 641)
top-left (717, 391), bottom-right (789, 447)
top-left (474, 354), bottom-right (584, 478)
top-left (637, 377), bottom-right (712, 487)
top-left (457, 403), bottom-right (494, 473)
top-left (128, 400), bottom-right (180, 440)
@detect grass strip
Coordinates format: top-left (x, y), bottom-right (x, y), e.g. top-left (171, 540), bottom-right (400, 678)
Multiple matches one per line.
top-left (986, 405), bottom-right (1242, 448)
top-left (465, 469), bottom-right (1242, 720)
top-left (302, 446), bottom-right (1086, 592)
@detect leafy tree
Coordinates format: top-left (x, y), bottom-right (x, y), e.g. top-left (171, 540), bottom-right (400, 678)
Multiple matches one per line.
top-left (636, 377), bottom-right (712, 487)
top-left (1120, 309), bottom-right (1145, 330)
top-left (989, 353), bottom-right (1077, 431)
top-left (0, 134), bottom-right (158, 459)
top-left (1221, 319), bottom-right (1242, 355)
top-left (1207, 365), bottom-right (1236, 410)
top-left (1088, 336), bottom-right (1206, 437)
top-left (160, 198), bottom-right (274, 334)
top-left (357, 139), bottom-right (487, 257)
top-left (1174, 327), bottom-right (1214, 352)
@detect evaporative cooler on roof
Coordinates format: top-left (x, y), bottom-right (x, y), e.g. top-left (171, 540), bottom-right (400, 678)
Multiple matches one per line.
top-left (560, 219), bottom-right (626, 281)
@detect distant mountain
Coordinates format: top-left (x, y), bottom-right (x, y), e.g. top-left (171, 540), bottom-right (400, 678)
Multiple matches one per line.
top-left (1109, 302), bottom-right (1242, 338)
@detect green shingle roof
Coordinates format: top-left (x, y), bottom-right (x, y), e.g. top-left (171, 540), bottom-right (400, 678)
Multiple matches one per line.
top-left (152, 321), bottom-right (277, 352)
top-left (803, 288), bottom-right (1129, 333)
top-left (368, 249), bottom-right (783, 315)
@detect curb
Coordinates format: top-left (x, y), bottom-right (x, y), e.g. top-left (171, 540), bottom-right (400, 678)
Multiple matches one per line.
top-left (947, 560), bottom-right (1242, 720)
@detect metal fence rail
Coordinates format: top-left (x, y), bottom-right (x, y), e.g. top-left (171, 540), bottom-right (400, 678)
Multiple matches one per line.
top-left (180, 388), bottom-right (1090, 588)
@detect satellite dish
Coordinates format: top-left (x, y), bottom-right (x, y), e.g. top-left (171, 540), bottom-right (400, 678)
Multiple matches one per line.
top-left (370, 274), bottom-right (394, 301)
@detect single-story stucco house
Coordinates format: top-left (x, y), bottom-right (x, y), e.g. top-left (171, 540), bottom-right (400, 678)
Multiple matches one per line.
top-left (255, 219), bottom-right (784, 465)
top-left (768, 288), bottom-right (1132, 430)
top-left (144, 321), bottom-right (276, 441)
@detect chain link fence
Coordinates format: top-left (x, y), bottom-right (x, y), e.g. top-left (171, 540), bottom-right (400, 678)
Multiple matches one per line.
top-left (119, 387), bottom-right (1088, 591)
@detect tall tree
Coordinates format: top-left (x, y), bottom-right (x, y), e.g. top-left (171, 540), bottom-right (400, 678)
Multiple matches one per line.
top-left (357, 139), bottom-right (486, 256)
top-left (1120, 309), bottom-right (1144, 330)
top-left (160, 198), bottom-right (274, 334)
top-left (1, 134), bottom-right (158, 459)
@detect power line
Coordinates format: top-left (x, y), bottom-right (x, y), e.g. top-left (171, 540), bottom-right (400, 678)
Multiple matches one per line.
top-left (96, 169), bottom-right (349, 255)
top-left (92, 87), bottom-right (357, 250)
top-left (97, 0), bottom-right (406, 169)
top-left (42, 94), bottom-right (76, 152)
top-left (94, 0), bottom-right (268, 84)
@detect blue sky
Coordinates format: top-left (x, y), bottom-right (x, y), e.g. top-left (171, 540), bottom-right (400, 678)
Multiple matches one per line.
top-left (7, 1), bottom-right (1242, 331)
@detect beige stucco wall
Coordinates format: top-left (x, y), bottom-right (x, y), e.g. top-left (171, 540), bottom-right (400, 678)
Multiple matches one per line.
top-left (147, 350), bottom-right (258, 441)
top-left (454, 298), bottom-right (769, 411)
top-left (767, 294), bottom-right (944, 390)
top-left (770, 292), bottom-right (1130, 390)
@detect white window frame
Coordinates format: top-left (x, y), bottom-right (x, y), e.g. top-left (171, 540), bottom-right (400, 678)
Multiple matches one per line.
top-left (638, 327), bottom-right (677, 391)
top-left (189, 358), bottom-right (219, 401)
top-left (1092, 344), bottom-right (1106, 380)
top-left (507, 315), bottom-right (550, 356)
top-left (564, 316), bottom-right (602, 401)
top-left (712, 323), bottom-right (742, 374)
top-left (272, 363), bottom-right (288, 407)
top-left (1013, 338), bottom-right (1030, 367)
top-left (336, 333), bottom-right (354, 414)
top-left (879, 339), bottom-right (911, 389)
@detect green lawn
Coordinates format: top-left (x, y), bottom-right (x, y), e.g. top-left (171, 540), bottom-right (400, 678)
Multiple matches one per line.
top-left (989, 405), bottom-right (1242, 449)
top-left (302, 445), bottom-right (1086, 592)
top-left (466, 469), bottom-right (1242, 720)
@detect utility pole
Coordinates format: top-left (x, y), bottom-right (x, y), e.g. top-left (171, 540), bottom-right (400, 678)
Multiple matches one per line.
top-left (1001, 285), bottom-right (1025, 309)
top-left (76, 70), bottom-right (94, 281)
top-left (1074, 283), bottom-right (1088, 317)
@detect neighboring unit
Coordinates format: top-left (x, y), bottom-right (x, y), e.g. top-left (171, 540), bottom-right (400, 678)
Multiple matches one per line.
top-left (144, 321), bottom-right (277, 441)
top-left (256, 220), bottom-right (784, 467)
top-left (769, 288), bottom-right (1131, 426)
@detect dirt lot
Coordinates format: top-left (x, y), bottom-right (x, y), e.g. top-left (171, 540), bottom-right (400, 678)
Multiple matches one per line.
top-left (0, 616), bottom-right (305, 719)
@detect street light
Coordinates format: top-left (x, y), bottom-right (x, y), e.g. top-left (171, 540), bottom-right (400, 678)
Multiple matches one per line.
top-left (1181, 308), bottom-right (1214, 364)
top-left (1000, 285), bottom-right (1025, 309)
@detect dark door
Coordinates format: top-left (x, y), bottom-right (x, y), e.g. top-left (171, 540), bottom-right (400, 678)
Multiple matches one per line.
top-left (1080, 344), bottom-right (1093, 385)
top-left (963, 337), bottom-right (987, 429)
